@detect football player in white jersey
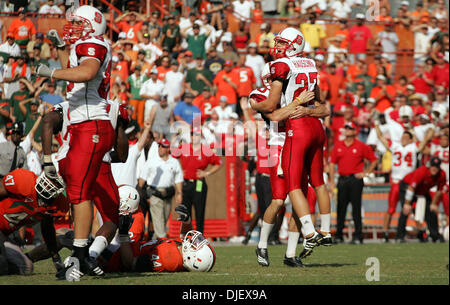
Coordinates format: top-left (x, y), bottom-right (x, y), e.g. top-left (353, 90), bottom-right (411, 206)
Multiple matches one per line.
top-left (36, 5), bottom-right (118, 279)
top-left (374, 123), bottom-right (433, 242)
top-left (250, 28), bottom-right (331, 259)
top-left (41, 98), bottom-right (130, 280)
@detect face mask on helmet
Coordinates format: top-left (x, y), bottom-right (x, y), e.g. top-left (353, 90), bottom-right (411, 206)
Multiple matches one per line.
top-left (63, 5), bottom-right (106, 44)
top-left (260, 62), bottom-right (271, 89)
top-left (182, 230), bottom-right (216, 272)
top-left (118, 184), bottom-right (140, 215)
top-left (35, 173), bottom-right (66, 206)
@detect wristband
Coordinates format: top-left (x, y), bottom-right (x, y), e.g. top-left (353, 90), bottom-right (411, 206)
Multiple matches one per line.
top-left (405, 188), bottom-right (414, 201)
top-left (43, 155), bottom-right (52, 163)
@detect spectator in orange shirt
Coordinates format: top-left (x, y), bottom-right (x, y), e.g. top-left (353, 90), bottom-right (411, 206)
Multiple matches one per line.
top-left (370, 74), bottom-right (396, 113)
top-left (346, 58), bottom-right (364, 83)
top-left (157, 56), bottom-right (172, 82)
top-left (234, 54), bottom-right (256, 101)
top-left (115, 11), bottom-right (145, 43)
top-left (334, 19), bottom-right (349, 50)
top-left (116, 52), bottom-right (131, 83)
top-left (213, 60), bottom-right (239, 111)
top-left (253, 1), bottom-right (264, 23)
top-left (193, 87), bottom-right (219, 121)
top-left (327, 63), bottom-right (346, 112)
top-left (7, 7), bottom-right (36, 50)
top-left (411, 2), bottom-right (430, 24)
top-left (315, 54), bottom-right (330, 102)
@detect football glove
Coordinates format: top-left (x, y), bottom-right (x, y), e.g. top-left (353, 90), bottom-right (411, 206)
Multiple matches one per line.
top-left (43, 159), bottom-right (58, 180)
top-left (47, 29), bottom-right (66, 48)
top-left (36, 64), bottom-right (55, 79)
top-left (175, 204), bottom-right (190, 222)
top-left (119, 214), bottom-right (134, 235)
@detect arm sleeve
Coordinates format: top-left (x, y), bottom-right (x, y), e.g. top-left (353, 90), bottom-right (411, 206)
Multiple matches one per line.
top-left (75, 43), bottom-right (108, 64)
top-left (269, 61), bottom-right (290, 82)
top-left (364, 144), bottom-right (378, 162)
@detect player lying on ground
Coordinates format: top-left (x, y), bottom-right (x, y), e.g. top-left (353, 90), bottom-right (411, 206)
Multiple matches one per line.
top-left (27, 187), bottom-right (216, 275)
top-left (0, 169), bottom-right (67, 276)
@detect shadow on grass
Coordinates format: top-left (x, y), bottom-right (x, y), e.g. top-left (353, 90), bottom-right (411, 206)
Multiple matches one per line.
top-left (303, 263), bottom-right (357, 268)
top-left (103, 272), bottom-right (165, 279)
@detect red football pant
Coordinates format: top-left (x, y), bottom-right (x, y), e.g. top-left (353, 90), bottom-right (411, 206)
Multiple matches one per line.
top-left (60, 120), bottom-right (115, 204)
top-left (282, 117), bottom-right (325, 194)
top-left (92, 162), bottom-right (120, 225)
top-left (270, 145), bottom-right (287, 200)
top-left (387, 182), bottom-right (400, 215)
top-left (307, 185), bottom-right (317, 214)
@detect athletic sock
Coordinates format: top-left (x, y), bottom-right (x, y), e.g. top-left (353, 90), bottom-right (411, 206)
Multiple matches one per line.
top-left (285, 231), bottom-right (300, 258)
top-left (320, 213), bottom-right (331, 234)
top-left (89, 236), bottom-right (108, 259)
top-left (299, 215), bottom-right (315, 238)
top-left (258, 221), bottom-right (274, 249)
top-left (72, 239), bottom-right (89, 261)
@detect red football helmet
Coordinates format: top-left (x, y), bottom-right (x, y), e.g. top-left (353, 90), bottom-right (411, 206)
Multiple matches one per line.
top-left (270, 27), bottom-right (305, 59)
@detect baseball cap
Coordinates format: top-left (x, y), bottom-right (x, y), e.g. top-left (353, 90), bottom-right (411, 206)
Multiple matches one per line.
top-left (409, 94), bottom-right (422, 101)
top-left (315, 54), bottom-right (325, 61)
top-left (406, 84), bottom-right (415, 90)
top-left (143, 32), bottom-right (150, 38)
top-left (419, 113), bottom-right (430, 121)
top-left (248, 42), bottom-right (258, 49)
top-left (436, 88), bottom-right (446, 95)
top-left (158, 138), bottom-right (170, 148)
top-left (356, 13), bottom-right (365, 19)
top-left (193, 23), bottom-right (200, 29)
top-left (376, 74), bottom-right (387, 81)
top-left (8, 122), bottom-right (24, 135)
top-left (150, 67), bottom-right (158, 74)
top-left (429, 156), bottom-right (441, 168)
top-left (401, 1), bottom-right (409, 6)
top-left (219, 96), bottom-right (228, 103)
top-left (6, 32), bottom-right (14, 39)
top-left (185, 50), bottom-right (193, 56)
top-left (366, 97), bottom-right (376, 104)
top-left (30, 99), bottom-right (39, 105)
top-left (224, 60), bottom-right (233, 66)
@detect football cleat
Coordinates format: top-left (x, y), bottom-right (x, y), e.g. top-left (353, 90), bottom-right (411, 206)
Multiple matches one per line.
top-left (298, 232), bottom-right (324, 259)
top-left (82, 256), bottom-right (105, 276)
top-left (283, 256), bottom-right (305, 268)
top-left (383, 232), bottom-right (389, 243)
top-left (242, 232), bottom-right (251, 245)
top-left (255, 247), bottom-right (270, 267)
top-left (60, 256), bottom-right (84, 282)
top-left (319, 233), bottom-right (333, 246)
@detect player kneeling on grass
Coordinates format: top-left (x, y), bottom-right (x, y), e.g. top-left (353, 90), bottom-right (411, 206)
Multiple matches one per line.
top-left (28, 187), bottom-right (215, 274)
top-left (0, 169), bottom-right (68, 276)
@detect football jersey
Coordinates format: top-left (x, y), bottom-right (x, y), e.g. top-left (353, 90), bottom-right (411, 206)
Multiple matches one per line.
top-left (430, 143), bottom-right (449, 180)
top-left (390, 142), bottom-right (419, 182)
top-left (249, 87), bottom-right (286, 146)
top-left (0, 169), bottom-right (68, 235)
top-left (136, 238), bottom-right (185, 272)
top-left (269, 56), bottom-right (318, 108)
top-left (53, 100), bottom-right (121, 165)
top-left (66, 36), bottom-right (112, 124)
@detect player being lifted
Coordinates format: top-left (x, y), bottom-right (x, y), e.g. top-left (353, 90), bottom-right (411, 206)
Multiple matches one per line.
top-left (250, 28), bottom-right (331, 260)
top-left (36, 5), bottom-right (117, 278)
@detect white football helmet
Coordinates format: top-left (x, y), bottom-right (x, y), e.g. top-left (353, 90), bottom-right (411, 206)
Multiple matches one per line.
top-left (182, 230), bottom-right (216, 272)
top-left (63, 5), bottom-right (106, 44)
top-left (118, 184), bottom-right (140, 215)
top-left (35, 172), bottom-right (66, 206)
top-left (260, 62), bottom-right (271, 89)
top-left (271, 27), bottom-right (305, 59)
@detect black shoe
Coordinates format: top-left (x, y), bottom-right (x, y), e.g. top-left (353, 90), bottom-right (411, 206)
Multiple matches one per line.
top-left (298, 232), bottom-right (324, 259)
top-left (255, 248), bottom-right (269, 266)
top-left (59, 256), bottom-right (84, 281)
top-left (319, 233), bottom-right (333, 246)
top-left (417, 230), bottom-right (428, 243)
top-left (242, 232), bottom-right (251, 245)
top-left (283, 256), bottom-right (305, 268)
top-left (81, 256), bottom-right (105, 276)
top-left (383, 232), bottom-right (389, 243)
top-left (333, 236), bottom-right (344, 244)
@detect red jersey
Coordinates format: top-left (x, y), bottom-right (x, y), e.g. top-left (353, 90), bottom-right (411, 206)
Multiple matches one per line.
top-left (129, 207), bottom-right (145, 243)
top-left (330, 139), bottom-right (378, 176)
top-left (431, 64), bottom-right (449, 88)
top-left (0, 169), bottom-right (69, 235)
top-left (403, 165), bottom-right (447, 195)
top-left (176, 143), bottom-right (222, 180)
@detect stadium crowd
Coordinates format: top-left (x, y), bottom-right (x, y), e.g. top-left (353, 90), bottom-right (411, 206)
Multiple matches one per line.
top-left (0, 0), bottom-right (448, 249)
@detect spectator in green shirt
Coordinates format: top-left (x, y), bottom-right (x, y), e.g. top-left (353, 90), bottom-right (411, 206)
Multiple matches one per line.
top-left (181, 23), bottom-right (212, 59)
top-left (185, 56), bottom-right (214, 97)
top-left (161, 15), bottom-right (181, 51)
top-left (9, 77), bottom-right (34, 123)
top-left (127, 66), bottom-right (148, 126)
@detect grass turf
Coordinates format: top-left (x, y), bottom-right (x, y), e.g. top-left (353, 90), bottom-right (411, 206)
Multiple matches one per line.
top-left (0, 242), bottom-right (448, 285)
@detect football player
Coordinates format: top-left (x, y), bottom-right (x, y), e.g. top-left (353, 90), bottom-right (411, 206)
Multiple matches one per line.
top-left (36, 5), bottom-right (116, 279)
top-left (40, 98), bottom-right (129, 280)
top-left (374, 123), bottom-right (433, 242)
top-left (0, 169), bottom-right (67, 276)
top-left (250, 28), bottom-right (331, 259)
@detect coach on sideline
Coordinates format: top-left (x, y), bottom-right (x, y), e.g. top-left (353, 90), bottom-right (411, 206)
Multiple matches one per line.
top-left (175, 127), bottom-right (222, 233)
top-left (329, 122), bottom-right (378, 244)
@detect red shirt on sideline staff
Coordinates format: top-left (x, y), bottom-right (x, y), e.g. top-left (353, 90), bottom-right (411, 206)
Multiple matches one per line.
top-left (177, 142), bottom-right (222, 180)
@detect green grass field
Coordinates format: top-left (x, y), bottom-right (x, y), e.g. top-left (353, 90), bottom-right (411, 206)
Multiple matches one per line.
top-left (1, 242), bottom-right (448, 285)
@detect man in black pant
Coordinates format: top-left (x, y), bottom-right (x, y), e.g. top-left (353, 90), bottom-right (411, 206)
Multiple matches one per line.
top-left (176, 127), bottom-right (222, 233)
top-left (329, 122), bottom-right (378, 244)
top-left (396, 157), bottom-right (447, 242)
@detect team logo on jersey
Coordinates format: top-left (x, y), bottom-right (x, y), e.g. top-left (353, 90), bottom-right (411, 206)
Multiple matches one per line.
top-left (92, 135), bottom-right (100, 143)
top-left (353, 149), bottom-right (357, 154)
top-left (288, 130), bottom-right (293, 137)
